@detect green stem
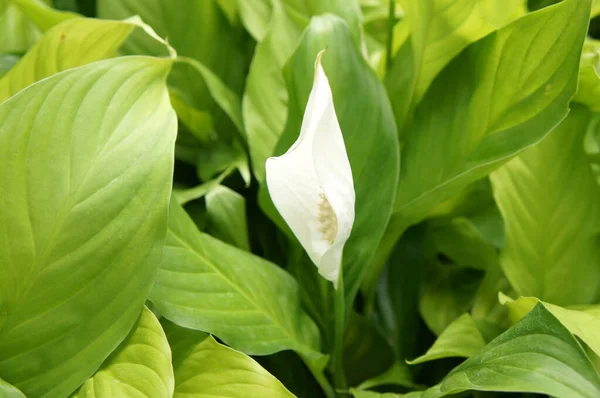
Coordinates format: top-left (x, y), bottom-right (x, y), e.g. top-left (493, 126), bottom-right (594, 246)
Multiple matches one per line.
top-left (385, 0), bottom-right (396, 72)
top-left (333, 272), bottom-right (347, 394)
top-left (303, 357), bottom-right (335, 398)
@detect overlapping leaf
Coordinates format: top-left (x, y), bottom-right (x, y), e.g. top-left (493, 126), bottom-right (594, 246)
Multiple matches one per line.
top-left (205, 185), bottom-right (250, 251)
top-left (408, 313), bottom-right (485, 365)
top-left (168, 332), bottom-right (294, 398)
top-left (395, 0), bottom-right (526, 116)
top-left (420, 304), bottom-right (600, 397)
top-left (149, 200), bottom-right (324, 363)
top-left (503, 296), bottom-right (600, 358)
top-left (98, 0), bottom-right (249, 106)
top-left (0, 0), bottom-right (76, 53)
top-left (393, 0), bottom-right (590, 229)
top-left (244, 0), bottom-right (362, 182)
top-left (0, 378), bottom-right (25, 398)
top-left (0, 56), bottom-right (177, 397)
top-left (357, 305), bottom-right (600, 398)
top-left (491, 105), bottom-right (600, 305)
top-left (0, 17), bottom-right (146, 101)
top-left (574, 38), bottom-right (600, 111)
top-left (72, 307), bottom-right (174, 398)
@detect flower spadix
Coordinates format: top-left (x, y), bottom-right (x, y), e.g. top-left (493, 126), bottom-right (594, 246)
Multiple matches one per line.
top-left (266, 50), bottom-right (355, 289)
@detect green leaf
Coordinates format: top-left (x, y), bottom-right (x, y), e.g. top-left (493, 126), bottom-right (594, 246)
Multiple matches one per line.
top-left (169, 334), bottom-right (294, 398)
top-left (8, 0), bottom-right (78, 30)
top-left (205, 185), bottom-right (250, 251)
top-left (215, 0), bottom-right (239, 25)
top-left (420, 264), bottom-right (482, 335)
top-left (356, 362), bottom-right (423, 392)
top-left (417, 304), bottom-right (600, 398)
top-left (0, 0), bottom-right (42, 53)
top-left (271, 14), bottom-right (399, 307)
top-left (491, 105), bottom-right (600, 305)
top-left (408, 313), bottom-right (485, 365)
top-left (393, 0), bottom-right (590, 229)
top-left (426, 217), bottom-right (499, 271)
top-left (0, 378), bottom-right (25, 398)
top-left (238, 0), bottom-right (363, 42)
top-left (97, 0), bottom-right (249, 108)
top-left (258, 350), bottom-right (325, 398)
top-left (0, 56), bottom-right (177, 398)
top-left (343, 312), bottom-right (395, 386)
top-left (0, 0), bottom-right (76, 53)
top-left (503, 296), bottom-right (600, 359)
top-left (174, 56), bottom-right (245, 137)
top-left (386, 0), bottom-right (526, 135)
top-left (169, 89), bottom-right (214, 142)
top-left (573, 39), bottom-right (600, 112)
top-left (236, 0), bottom-right (270, 40)
top-left (0, 17), bottom-right (145, 101)
top-left (471, 267), bottom-right (511, 326)
top-left (149, 200), bottom-right (324, 363)
top-left (72, 307), bottom-right (174, 398)
top-left (593, 0), bottom-right (600, 17)
top-left (243, 0), bottom-right (302, 182)
top-left (244, 0), bottom-right (362, 182)
top-left (396, 0), bottom-right (526, 114)
top-left (375, 226), bottom-right (425, 360)
top-left (351, 391), bottom-right (420, 398)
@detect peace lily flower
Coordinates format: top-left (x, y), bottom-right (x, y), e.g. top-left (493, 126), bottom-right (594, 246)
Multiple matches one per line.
top-left (266, 50), bottom-right (355, 289)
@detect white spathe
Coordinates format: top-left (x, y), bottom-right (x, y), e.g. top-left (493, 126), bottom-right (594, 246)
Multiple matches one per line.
top-left (266, 51), bottom-right (355, 289)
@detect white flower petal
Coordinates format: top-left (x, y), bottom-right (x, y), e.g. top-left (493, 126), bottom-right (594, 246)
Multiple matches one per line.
top-left (266, 137), bottom-right (330, 269)
top-left (266, 50), bottom-right (355, 289)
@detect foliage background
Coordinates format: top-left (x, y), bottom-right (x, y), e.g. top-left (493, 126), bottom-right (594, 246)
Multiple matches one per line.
top-left (1, 0), bottom-right (600, 397)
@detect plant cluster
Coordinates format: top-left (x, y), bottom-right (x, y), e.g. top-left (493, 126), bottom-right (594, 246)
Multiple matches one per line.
top-left (1, 0), bottom-right (600, 397)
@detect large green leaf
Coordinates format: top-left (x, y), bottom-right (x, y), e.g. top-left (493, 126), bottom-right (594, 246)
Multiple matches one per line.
top-left (72, 307), bottom-right (174, 398)
top-left (0, 56), bottom-right (177, 397)
top-left (149, 200), bottom-right (324, 363)
top-left (0, 378), bottom-right (25, 398)
top-left (169, 332), bottom-right (294, 398)
top-left (407, 313), bottom-right (485, 365)
top-left (269, 14), bottom-right (399, 307)
top-left (502, 296), bottom-right (600, 358)
top-left (491, 105), bottom-right (600, 305)
top-left (393, 0), bottom-right (589, 230)
top-left (417, 304), bottom-right (600, 397)
top-left (394, 0), bottom-right (526, 122)
top-left (244, 0), bottom-right (362, 182)
top-left (0, 17), bottom-right (147, 101)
